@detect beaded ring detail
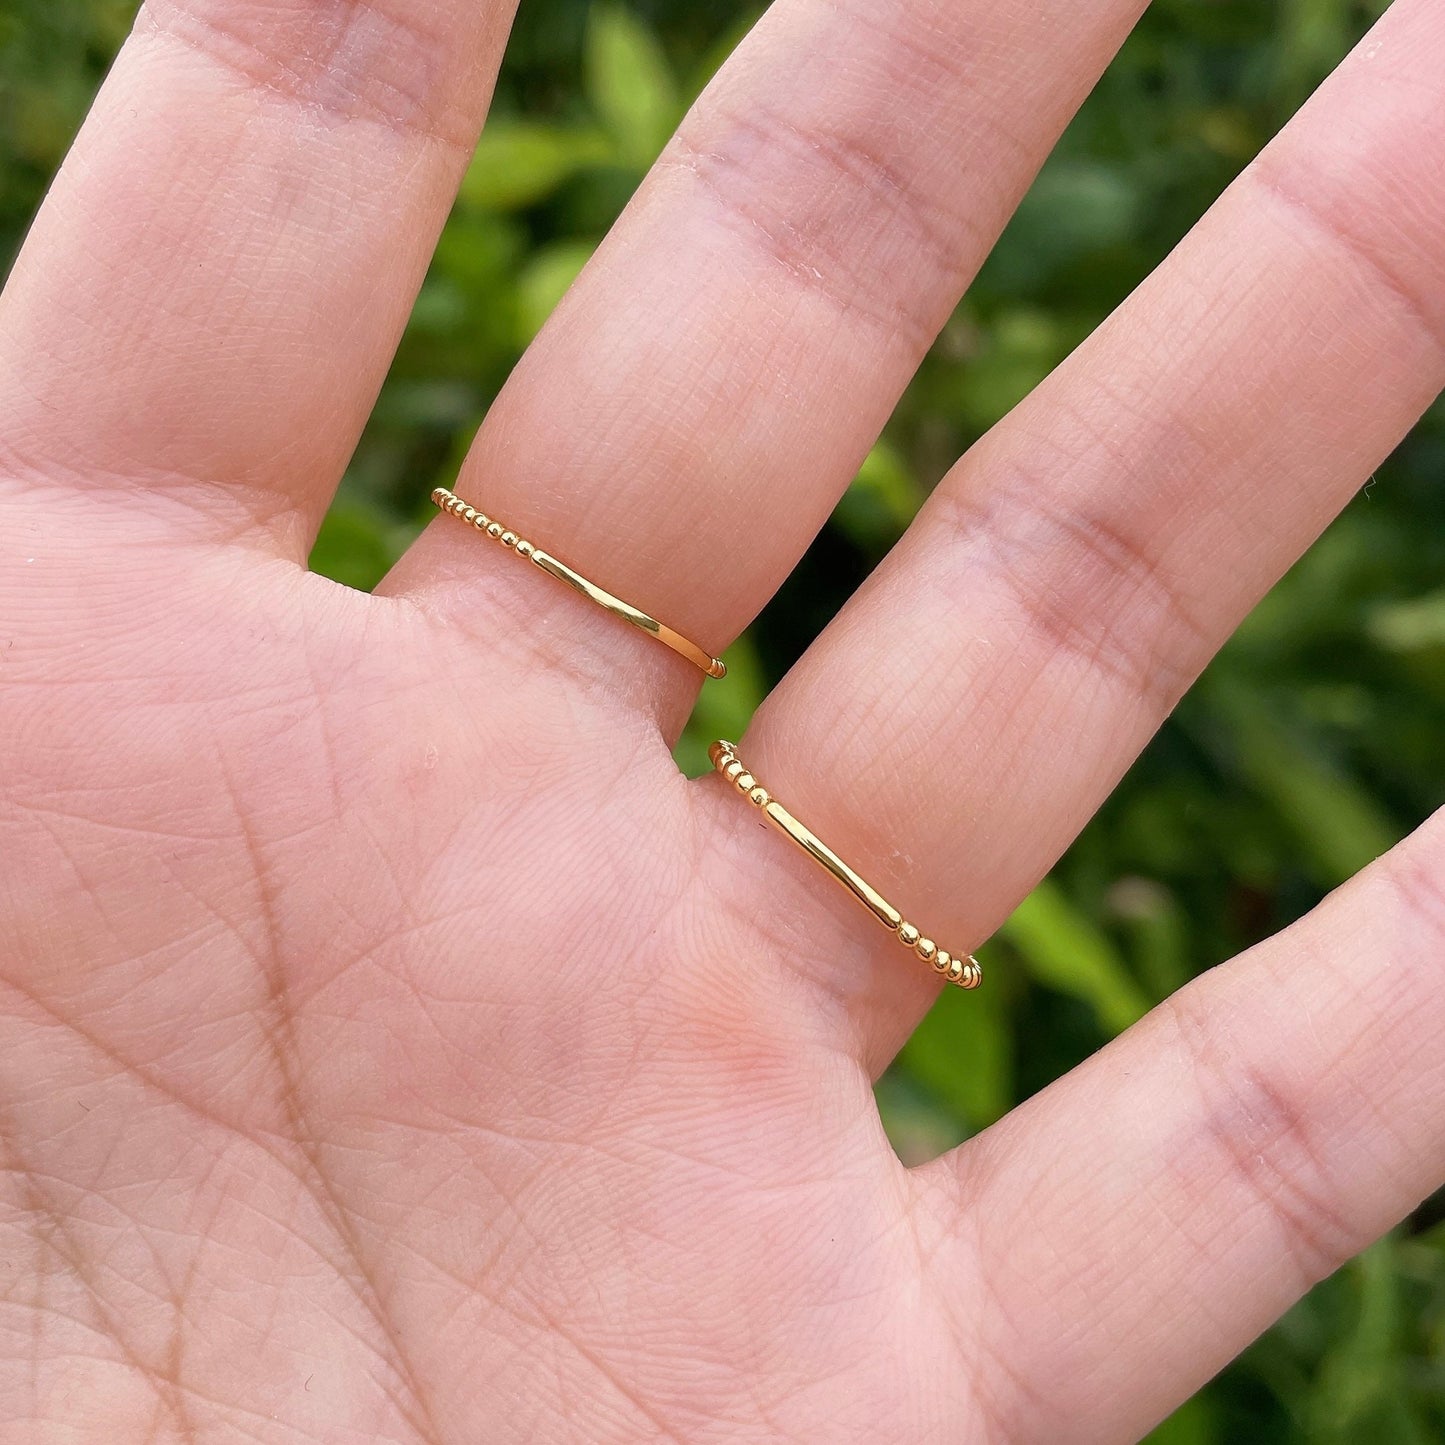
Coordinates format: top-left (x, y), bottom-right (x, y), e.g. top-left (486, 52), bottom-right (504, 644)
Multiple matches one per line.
top-left (709, 740), bottom-right (982, 990)
top-left (430, 487), bottom-right (726, 679)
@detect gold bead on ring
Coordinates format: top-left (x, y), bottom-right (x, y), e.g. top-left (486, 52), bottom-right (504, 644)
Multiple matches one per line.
top-left (709, 740), bottom-right (982, 990)
top-left (430, 487), bottom-right (726, 679)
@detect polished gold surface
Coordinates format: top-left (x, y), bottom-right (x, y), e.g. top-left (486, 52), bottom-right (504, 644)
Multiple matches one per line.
top-left (709, 741), bottom-right (982, 990)
top-left (431, 487), bottom-right (726, 679)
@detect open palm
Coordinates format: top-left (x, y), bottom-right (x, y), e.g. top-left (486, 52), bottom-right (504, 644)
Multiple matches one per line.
top-left (4, 1), bottom-right (1445, 1440)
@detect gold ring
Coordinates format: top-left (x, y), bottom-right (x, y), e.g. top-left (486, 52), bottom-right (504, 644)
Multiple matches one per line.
top-left (430, 487), bottom-right (726, 679)
top-left (709, 741), bottom-right (981, 989)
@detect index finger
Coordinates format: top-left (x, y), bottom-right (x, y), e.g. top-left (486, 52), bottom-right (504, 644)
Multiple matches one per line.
top-left (0, 0), bottom-right (514, 546)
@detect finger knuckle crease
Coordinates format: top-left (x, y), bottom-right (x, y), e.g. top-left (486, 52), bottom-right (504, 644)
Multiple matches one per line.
top-left (141, 0), bottom-right (475, 152)
top-left (666, 101), bottom-right (969, 352)
top-left (1381, 843), bottom-right (1445, 945)
top-left (1250, 163), bottom-right (1445, 363)
top-left (1166, 988), bottom-right (1365, 1287)
top-left (937, 456), bottom-right (1209, 712)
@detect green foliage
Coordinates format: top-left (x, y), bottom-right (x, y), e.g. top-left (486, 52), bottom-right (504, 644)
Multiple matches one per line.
top-left (584, 4), bottom-right (682, 167)
top-left (5, 2), bottom-right (1443, 1440)
top-left (896, 966), bottom-right (1013, 1130)
top-left (1000, 880), bottom-right (1151, 1035)
top-left (676, 634), bottom-right (767, 778)
top-left (461, 123), bottom-right (614, 211)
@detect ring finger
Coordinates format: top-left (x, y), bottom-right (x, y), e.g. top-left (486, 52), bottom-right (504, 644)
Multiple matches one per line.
top-left (724, 0), bottom-right (1445, 1064)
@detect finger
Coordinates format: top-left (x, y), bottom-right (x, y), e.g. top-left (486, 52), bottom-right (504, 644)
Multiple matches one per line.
top-left (383, 0), bottom-right (1151, 716)
top-left (720, 0), bottom-right (1445, 1062)
top-left (0, 0), bottom-right (515, 548)
top-left (908, 809), bottom-right (1445, 1444)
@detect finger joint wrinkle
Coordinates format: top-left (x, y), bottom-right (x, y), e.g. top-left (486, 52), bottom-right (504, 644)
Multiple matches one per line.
top-left (139, 0), bottom-right (482, 153)
top-left (1165, 987), bottom-right (1367, 1289)
top-left (1249, 162), bottom-right (1445, 365)
top-left (936, 464), bottom-right (1210, 715)
top-left (664, 101), bottom-right (972, 354)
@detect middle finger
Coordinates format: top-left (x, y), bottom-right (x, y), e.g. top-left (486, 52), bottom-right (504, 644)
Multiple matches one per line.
top-left (384, 0), bottom-right (1152, 717)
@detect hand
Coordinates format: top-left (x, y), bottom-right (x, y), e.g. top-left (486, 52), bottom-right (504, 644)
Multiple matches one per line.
top-left (4, 1), bottom-right (1444, 1440)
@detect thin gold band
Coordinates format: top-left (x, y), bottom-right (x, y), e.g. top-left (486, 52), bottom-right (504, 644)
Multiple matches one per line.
top-left (709, 740), bottom-right (982, 990)
top-left (430, 487), bottom-right (726, 679)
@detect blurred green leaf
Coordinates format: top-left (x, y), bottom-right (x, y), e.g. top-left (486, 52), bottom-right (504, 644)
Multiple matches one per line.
top-left (1370, 590), bottom-right (1445, 655)
top-left (1193, 105), bottom-right (1262, 162)
top-left (1108, 876), bottom-right (1192, 1001)
top-left (1145, 1394), bottom-right (1220, 1445)
top-left (832, 440), bottom-right (926, 553)
top-left (684, 6), bottom-right (765, 105)
top-left (896, 970), bottom-right (1012, 1129)
top-left (1306, 1241), bottom-right (1431, 1445)
top-left (1275, 0), bottom-right (1355, 109)
top-left (515, 239), bottom-right (597, 343)
top-left (980, 159), bottom-right (1142, 293)
top-left (1204, 682), bottom-right (1401, 888)
top-left (1001, 881), bottom-right (1150, 1035)
top-left (307, 500), bottom-right (400, 593)
top-left (460, 122), bottom-right (613, 211)
top-left (874, 1069), bottom-right (968, 1166)
top-left (584, 4), bottom-right (681, 169)
top-left (961, 307), bottom-right (1074, 429)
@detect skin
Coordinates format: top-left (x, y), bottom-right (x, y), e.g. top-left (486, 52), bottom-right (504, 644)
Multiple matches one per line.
top-left (2, 0), bottom-right (1444, 1439)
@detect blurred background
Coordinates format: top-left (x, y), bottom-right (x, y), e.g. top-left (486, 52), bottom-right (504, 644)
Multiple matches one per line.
top-left (4, 0), bottom-right (1444, 1438)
